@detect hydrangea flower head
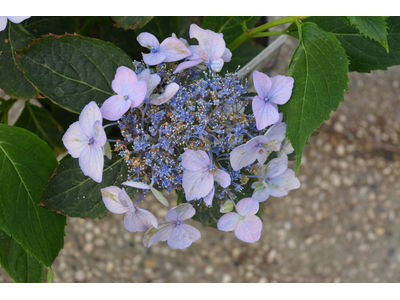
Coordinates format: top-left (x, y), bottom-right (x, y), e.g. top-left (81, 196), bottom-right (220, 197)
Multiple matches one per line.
top-left (252, 157), bottom-right (300, 202)
top-left (230, 122), bottom-right (287, 170)
top-left (181, 149), bottom-right (231, 203)
top-left (101, 186), bottom-right (158, 232)
top-left (174, 24), bottom-right (232, 73)
top-left (100, 66), bottom-right (147, 121)
top-left (143, 203), bottom-right (201, 249)
top-left (217, 198), bottom-right (262, 243)
top-left (62, 101), bottom-right (106, 183)
top-left (137, 32), bottom-right (192, 66)
top-left (0, 16), bottom-right (30, 32)
top-left (252, 70), bottom-right (294, 130)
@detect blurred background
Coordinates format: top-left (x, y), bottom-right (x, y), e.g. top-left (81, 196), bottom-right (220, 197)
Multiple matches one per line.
top-left (1, 17), bottom-right (400, 283)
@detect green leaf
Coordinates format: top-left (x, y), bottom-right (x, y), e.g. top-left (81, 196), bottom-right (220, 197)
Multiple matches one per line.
top-left (231, 16), bottom-right (254, 24)
top-left (17, 34), bottom-right (134, 113)
top-left (22, 16), bottom-right (80, 38)
top-left (14, 102), bottom-right (65, 153)
top-left (231, 17), bottom-right (244, 24)
top-left (286, 16), bottom-right (400, 73)
top-left (97, 17), bottom-right (143, 60)
top-left (202, 16), bottom-right (261, 45)
top-left (0, 124), bottom-right (66, 267)
top-left (0, 229), bottom-right (45, 283)
top-left (280, 22), bottom-right (349, 174)
top-left (42, 154), bottom-right (129, 219)
top-left (0, 99), bottom-right (17, 124)
top-left (0, 22), bottom-right (37, 100)
top-left (136, 17), bottom-right (179, 41)
top-left (346, 16), bottom-right (389, 52)
top-left (112, 16), bottom-right (154, 30)
top-left (49, 103), bottom-right (79, 132)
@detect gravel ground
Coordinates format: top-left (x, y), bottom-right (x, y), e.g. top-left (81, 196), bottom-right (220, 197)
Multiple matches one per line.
top-left (1, 21), bottom-right (400, 283)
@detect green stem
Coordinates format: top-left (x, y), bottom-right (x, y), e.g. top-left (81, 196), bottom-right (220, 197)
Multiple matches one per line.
top-left (295, 18), bottom-right (303, 42)
top-left (228, 16), bottom-right (308, 51)
top-left (47, 267), bottom-right (55, 283)
top-left (252, 30), bottom-right (288, 38)
top-left (242, 21), bottom-right (248, 33)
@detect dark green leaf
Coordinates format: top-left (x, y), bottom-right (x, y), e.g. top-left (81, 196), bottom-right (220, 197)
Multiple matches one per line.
top-left (22, 16), bottom-right (80, 38)
top-left (43, 154), bottom-right (129, 219)
top-left (346, 16), bottom-right (389, 52)
top-left (286, 16), bottom-right (400, 73)
top-left (0, 99), bottom-right (17, 124)
top-left (49, 104), bottom-right (79, 132)
top-left (202, 16), bottom-right (262, 45)
top-left (17, 34), bottom-right (134, 113)
top-left (231, 17), bottom-right (243, 24)
top-left (112, 16), bottom-right (153, 30)
top-left (280, 22), bottom-right (349, 174)
top-left (231, 16), bottom-right (254, 24)
top-left (0, 229), bottom-right (45, 283)
top-left (0, 22), bottom-right (37, 100)
top-left (0, 124), bottom-right (66, 267)
top-left (97, 17), bottom-right (143, 60)
top-left (75, 16), bottom-right (99, 37)
top-left (14, 102), bottom-right (65, 153)
top-left (136, 17), bottom-right (179, 41)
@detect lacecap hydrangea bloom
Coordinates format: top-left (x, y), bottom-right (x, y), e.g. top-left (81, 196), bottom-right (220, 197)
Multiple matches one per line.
top-left (62, 23), bottom-right (300, 249)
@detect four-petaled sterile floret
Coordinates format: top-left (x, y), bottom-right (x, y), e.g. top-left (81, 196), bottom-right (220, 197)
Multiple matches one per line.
top-left (143, 203), bottom-right (201, 249)
top-left (217, 197), bottom-right (262, 243)
top-left (62, 101), bottom-right (106, 183)
top-left (252, 70), bottom-right (294, 130)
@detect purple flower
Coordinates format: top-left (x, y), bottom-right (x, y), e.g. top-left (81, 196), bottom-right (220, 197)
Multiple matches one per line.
top-left (101, 186), bottom-right (158, 232)
top-left (252, 70), bottom-right (294, 130)
top-left (217, 198), bottom-right (262, 243)
top-left (230, 122), bottom-right (287, 171)
top-left (122, 180), bottom-right (169, 207)
top-left (100, 66), bottom-right (147, 121)
top-left (143, 203), bottom-right (201, 249)
top-left (174, 24), bottom-right (232, 73)
top-left (252, 158), bottom-right (300, 202)
top-left (0, 16), bottom-right (30, 32)
top-left (137, 69), bottom-right (179, 105)
top-left (137, 32), bottom-right (192, 66)
top-left (62, 101), bottom-right (106, 183)
top-left (181, 149), bottom-right (231, 203)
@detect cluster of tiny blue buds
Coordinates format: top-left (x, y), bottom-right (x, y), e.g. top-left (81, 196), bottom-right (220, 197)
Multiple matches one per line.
top-left (114, 61), bottom-right (265, 197)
